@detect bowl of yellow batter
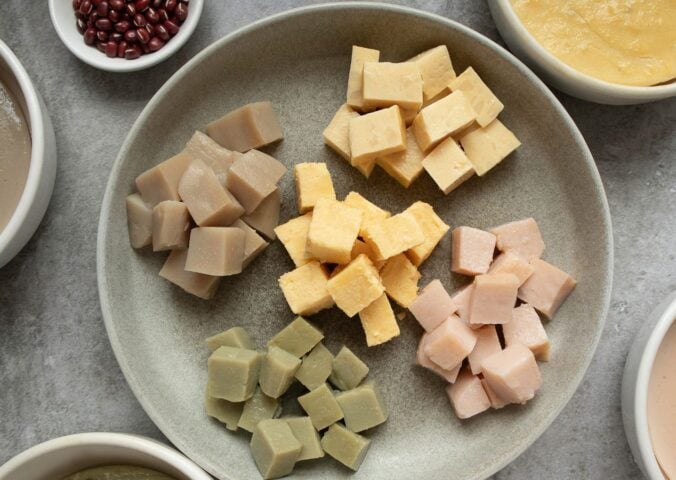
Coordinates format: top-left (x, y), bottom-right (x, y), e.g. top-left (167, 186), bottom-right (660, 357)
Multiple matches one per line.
top-left (489, 0), bottom-right (676, 105)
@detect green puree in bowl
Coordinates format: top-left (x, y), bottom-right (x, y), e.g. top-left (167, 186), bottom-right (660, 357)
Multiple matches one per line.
top-left (61, 465), bottom-right (177, 480)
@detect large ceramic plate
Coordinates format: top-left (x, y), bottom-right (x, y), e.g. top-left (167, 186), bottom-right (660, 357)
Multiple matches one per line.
top-left (97, 4), bottom-right (612, 480)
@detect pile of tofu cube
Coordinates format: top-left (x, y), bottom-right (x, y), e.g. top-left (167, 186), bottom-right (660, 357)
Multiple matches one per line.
top-left (409, 218), bottom-right (577, 419)
top-left (205, 318), bottom-right (388, 479)
top-left (125, 102), bottom-right (286, 299)
top-left (323, 45), bottom-right (521, 192)
top-left (274, 162), bottom-right (449, 347)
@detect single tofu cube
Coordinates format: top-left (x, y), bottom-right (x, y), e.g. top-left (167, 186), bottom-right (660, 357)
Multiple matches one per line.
top-left (205, 392), bottom-right (243, 431)
top-left (503, 304), bottom-right (550, 361)
top-left (307, 199), bottom-right (362, 264)
top-left (379, 254), bottom-right (421, 308)
top-left (346, 46), bottom-right (380, 112)
top-left (423, 315), bottom-right (477, 370)
top-left (295, 342), bottom-right (334, 390)
top-left (250, 419), bottom-right (302, 480)
top-left (362, 61), bottom-right (423, 110)
top-left (408, 45), bottom-right (456, 102)
top-left (362, 212), bottom-right (425, 261)
top-left (321, 423), bottom-right (371, 471)
top-left (490, 217), bottom-right (545, 262)
top-left (469, 273), bottom-right (520, 325)
top-left (358, 294), bottom-right (400, 347)
top-left (126, 193), bottom-right (153, 249)
top-left (135, 151), bottom-right (192, 205)
top-left (226, 150), bottom-right (287, 214)
top-left (448, 66), bottom-right (504, 127)
top-left (467, 325), bottom-right (502, 375)
top-left (416, 333), bottom-right (462, 383)
top-left (377, 128), bottom-right (425, 188)
top-left (488, 251), bottom-right (535, 286)
top-left (445, 368), bottom-right (491, 419)
top-left (412, 90), bottom-right (477, 152)
top-left (206, 101), bottom-right (283, 152)
top-left (297, 383), bottom-right (344, 430)
top-left (451, 226), bottom-right (497, 276)
top-left (259, 346), bottom-right (302, 398)
top-left (178, 159), bottom-right (244, 226)
top-left (242, 189), bottom-right (280, 241)
top-left (349, 106), bottom-right (407, 166)
top-left (274, 211), bottom-right (313, 267)
top-left (450, 283), bottom-right (474, 324)
top-left (185, 227), bottom-right (246, 276)
top-left (159, 249), bottom-right (221, 299)
top-left (480, 378), bottom-right (509, 409)
top-left (152, 200), bottom-right (190, 252)
top-left (326, 254), bottom-right (385, 317)
top-left (518, 259), bottom-right (576, 319)
top-left (459, 119), bottom-right (521, 176)
top-left (335, 382), bottom-right (389, 433)
top-left (421, 136), bottom-right (475, 195)
top-left (481, 343), bottom-right (542, 404)
top-left (350, 239), bottom-right (380, 265)
top-left (207, 346), bottom-right (263, 402)
top-left (267, 316), bottom-right (324, 358)
top-left (323, 104), bottom-right (360, 161)
top-left (206, 326), bottom-right (255, 351)
top-left (185, 131), bottom-right (235, 187)
top-left (231, 219), bottom-right (268, 268)
top-left (403, 201), bottom-right (450, 266)
top-left (343, 191), bottom-right (391, 238)
top-left (238, 387), bottom-right (282, 433)
top-left (278, 261), bottom-right (334, 316)
top-left (284, 417), bottom-right (325, 461)
top-left (410, 279), bottom-right (458, 332)
top-left (294, 163), bottom-right (336, 214)
top-left (329, 346), bottom-right (369, 391)
top-left (400, 106), bottom-right (419, 126)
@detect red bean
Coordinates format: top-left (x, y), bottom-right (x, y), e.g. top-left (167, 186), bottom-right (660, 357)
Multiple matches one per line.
top-left (96, 1), bottom-right (108, 16)
top-left (83, 28), bottom-right (97, 45)
top-left (154, 24), bottom-right (169, 41)
top-left (174, 2), bottom-right (187, 22)
top-left (165, 0), bottom-right (177, 12)
top-left (125, 4), bottom-right (136, 16)
top-left (133, 13), bottom-right (146, 26)
top-left (141, 43), bottom-right (151, 54)
top-left (109, 0), bottom-right (124, 11)
top-left (151, 0), bottom-right (161, 8)
top-left (96, 30), bottom-right (109, 42)
top-left (109, 9), bottom-right (120, 22)
top-left (148, 37), bottom-right (164, 52)
top-left (158, 8), bottom-right (169, 22)
top-left (73, 0), bottom-right (83, 10)
top-left (76, 18), bottom-right (87, 34)
top-left (163, 19), bottom-right (179, 35)
top-left (117, 40), bottom-right (127, 57)
top-left (95, 18), bottom-right (112, 30)
top-left (145, 7), bottom-right (160, 24)
top-left (114, 20), bottom-right (130, 32)
top-left (124, 29), bottom-right (138, 42)
top-left (96, 41), bottom-right (107, 53)
top-left (135, 0), bottom-right (150, 12)
top-left (91, 0), bottom-right (102, 5)
top-left (125, 45), bottom-right (142, 59)
top-left (105, 41), bottom-right (118, 57)
top-left (111, 32), bottom-right (123, 42)
top-left (136, 27), bottom-right (150, 44)
top-left (78, 0), bottom-right (92, 15)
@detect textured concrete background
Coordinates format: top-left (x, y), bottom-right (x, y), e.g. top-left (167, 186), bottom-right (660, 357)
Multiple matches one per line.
top-left (0, 1), bottom-right (674, 478)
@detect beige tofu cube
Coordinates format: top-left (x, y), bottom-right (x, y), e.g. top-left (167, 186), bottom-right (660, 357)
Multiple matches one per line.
top-left (481, 343), bottom-right (542, 404)
top-left (135, 151), bottom-right (192, 206)
top-left (423, 315), bottom-right (477, 370)
top-left (448, 67), bottom-right (504, 127)
top-left (400, 107), bottom-right (419, 126)
top-left (152, 200), bottom-right (190, 252)
top-left (488, 251), bottom-right (534, 286)
top-left (459, 119), bottom-right (520, 176)
top-left (294, 163), bottom-right (336, 214)
top-left (467, 325), bottom-right (502, 375)
top-left (503, 304), bottom-right (550, 361)
top-left (126, 193), bottom-right (153, 249)
top-left (469, 273), bottom-right (519, 325)
top-left (362, 212), bottom-right (425, 261)
top-left (412, 90), bottom-right (477, 152)
top-left (490, 217), bottom-right (545, 262)
top-left (279, 260), bottom-right (334, 316)
top-left (358, 294), bottom-right (400, 346)
top-left (451, 226), bottom-right (497, 275)
top-left (226, 150), bottom-right (287, 214)
top-left (307, 199), bottom-right (362, 264)
top-left (185, 131), bottom-right (235, 187)
top-left (446, 368), bottom-right (491, 419)
top-left (518, 259), bottom-right (576, 319)
top-left (362, 62), bottom-right (423, 110)
top-left (242, 189), bottom-right (280, 241)
top-left (408, 45), bottom-right (456, 102)
top-left (206, 101), bottom-right (283, 152)
top-left (421, 136), bottom-right (475, 195)
top-left (327, 254), bottom-right (384, 317)
top-left (409, 279), bottom-right (458, 332)
top-left (349, 105), bottom-right (407, 167)
top-left (185, 227), bottom-right (246, 276)
top-left (323, 104), bottom-right (360, 161)
top-left (379, 254), bottom-right (421, 308)
top-left (231, 219), bottom-right (269, 268)
top-left (346, 46), bottom-right (380, 112)
top-left (274, 212), bottom-right (313, 267)
top-left (416, 334), bottom-right (462, 383)
top-left (450, 283), bottom-right (474, 324)
top-left (403, 201), bottom-right (450, 266)
top-left (377, 128), bottom-right (425, 188)
top-left (159, 249), bottom-right (221, 300)
top-left (481, 378), bottom-right (509, 409)
top-left (343, 192), bottom-right (390, 237)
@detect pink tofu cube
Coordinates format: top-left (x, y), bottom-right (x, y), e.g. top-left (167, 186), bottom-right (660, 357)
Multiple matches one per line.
top-left (467, 325), bottom-right (502, 375)
top-left (468, 273), bottom-right (519, 325)
top-left (518, 259), bottom-right (576, 319)
top-left (416, 333), bottom-right (461, 383)
top-left (445, 369), bottom-right (491, 419)
top-left (409, 279), bottom-right (458, 332)
top-left (451, 226), bottom-right (496, 276)
top-left (481, 343), bottom-right (542, 404)
top-left (503, 304), bottom-right (550, 361)
top-left (480, 378), bottom-right (509, 409)
top-left (423, 315), bottom-right (477, 370)
top-left (488, 251), bottom-right (534, 286)
top-left (450, 284), bottom-right (473, 324)
top-left (490, 217), bottom-right (545, 262)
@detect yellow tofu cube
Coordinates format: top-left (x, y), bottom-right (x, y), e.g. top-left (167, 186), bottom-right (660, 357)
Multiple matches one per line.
top-left (403, 201), bottom-right (450, 266)
top-left (351, 239), bottom-right (386, 270)
top-left (408, 45), bottom-right (456, 102)
top-left (400, 107), bottom-right (419, 126)
top-left (362, 62), bottom-right (423, 111)
top-left (379, 254), bottom-right (421, 308)
top-left (353, 157), bottom-right (377, 178)
top-left (459, 119), bottom-right (521, 176)
top-left (274, 212), bottom-right (313, 267)
top-left (449, 67), bottom-right (504, 127)
top-left (376, 128), bottom-right (425, 188)
top-left (412, 90), bottom-right (477, 152)
top-left (362, 212), bottom-right (425, 261)
top-left (343, 191), bottom-right (391, 237)
top-left (349, 106), bottom-right (407, 167)
top-left (307, 199), bottom-right (362, 264)
top-left (294, 163), bottom-right (336, 214)
top-left (323, 104), bottom-right (360, 161)
top-left (358, 294), bottom-right (400, 346)
top-left (326, 254), bottom-right (385, 317)
top-left (279, 260), bottom-right (334, 315)
top-left (422, 136), bottom-right (475, 194)
top-left (346, 46), bottom-right (380, 112)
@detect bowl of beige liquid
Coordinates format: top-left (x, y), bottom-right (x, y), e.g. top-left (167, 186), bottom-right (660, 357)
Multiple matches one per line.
top-left (0, 39), bottom-right (56, 268)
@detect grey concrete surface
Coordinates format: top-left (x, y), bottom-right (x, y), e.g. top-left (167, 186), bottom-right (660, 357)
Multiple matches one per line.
top-left (0, 1), bottom-right (673, 479)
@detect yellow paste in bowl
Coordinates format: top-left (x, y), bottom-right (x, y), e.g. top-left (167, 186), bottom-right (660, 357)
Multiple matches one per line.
top-left (510, 0), bottom-right (676, 86)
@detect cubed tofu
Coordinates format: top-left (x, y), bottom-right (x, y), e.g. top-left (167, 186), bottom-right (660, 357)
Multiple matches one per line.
top-left (490, 217), bottom-right (545, 262)
top-left (450, 284), bottom-right (473, 324)
top-left (408, 45), bottom-right (456, 102)
top-left (207, 346), bottom-right (262, 402)
top-left (362, 62), bottom-right (423, 110)
top-left (400, 107), bottom-right (419, 126)
top-left (379, 254), bottom-right (421, 308)
top-left (231, 219), bottom-right (269, 268)
top-left (307, 199), bottom-right (362, 264)
top-left (185, 227), bottom-right (246, 276)
top-left (284, 417), bottom-right (325, 461)
top-left (159, 249), bottom-right (221, 300)
top-left (267, 316), bottom-right (324, 358)
top-left (238, 387), bottom-right (281, 433)
top-left (480, 378), bottom-right (509, 409)
top-left (469, 273), bottom-right (519, 325)
top-left (206, 101), bottom-right (283, 152)
top-left (350, 239), bottom-right (379, 265)
top-left (416, 333), bottom-right (462, 383)
top-left (423, 315), bottom-right (477, 370)
top-left (362, 212), bottom-right (425, 261)
top-left (421, 136), bottom-right (475, 195)
top-left (518, 259), bottom-right (576, 319)
top-left (409, 279), bottom-right (458, 332)
top-left (451, 226), bottom-right (497, 276)
top-left (403, 201), bottom-right (450, 266)
top-left (488, 251), bottom-right (535, 286)
top-left (250, 419), bottom-right (302, 480)
top-left (294, 163), bottom-right (336, 214)
top-left (274, 212), bottom-right (313, 267)
top-left (242, 189), bottom-right (280, 241)
top-left (349, 106), bottom-right (407, 167)
top-left (226, 150), bottom-right (287, 214)
top-left (343, 191), bottom-right (391, 237)
top-left (412, 90), bottom-right (477, 152)
top-left (346, 46), bottom-right (380, 112)
top-left (185, 131), bottom-right (235, 187)
top-left (459, 119), bottom-right (520, 176)
top-left (448, 67), bottom-right (504, 127)
top-left (297, 383), bottom-right (344, 430)
top-left (278, 261), bottom-right (334, 316)
top-left (295, 342), bottom-right (333, 390)
top-left (321, 424), bottom-right (371, 471)
top-left (358, 294), bottom-right (400, 346)
top-left (206, 326), bottom-right (255, 351)
top-left (377, 128), bottom-right (425, 188)
top-left (326, 254), bottom-right (384, 317)
top-left (445, 368), bottom-right (491, 419)
top-left (330, 346), bottom-right (370, 391)
top-left (126, 193), bottom-right (153, 249)
top-left (205, 393), bottom-right (243, 431)
top-left (135, 151), bottom-right (192, 206)
top-left (323, 104), bottom-right (360, 161)
top-left (259, 346), bottom-right (302, 398)
top-left (152, 200), bottom-right (190, 252)
top-left (503, 304), bottom-right (550, 361)
top-left (467, 325), bottom-right (502, 375)
top-left (335, 382), bottom-right (389, 433)
top-left (481, 343), bottom-right (542, 404)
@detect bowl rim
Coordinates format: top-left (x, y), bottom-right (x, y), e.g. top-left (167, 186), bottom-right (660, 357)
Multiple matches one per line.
top-left (47, 0), bottom-right (204, 73)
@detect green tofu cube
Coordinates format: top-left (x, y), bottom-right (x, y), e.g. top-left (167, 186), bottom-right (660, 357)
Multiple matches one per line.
top-left (250, 419), bottom-right (302, 479)
top-left (284, 416), bottom-right (324, 461)
top-left (206, 326), bottom-right (255, 351)
top-left (297, 383), bottom-right (344, 430)
top-left (329, 346), bottom-right (369, 391)
top-left (295, 342), bottom-right (334, 391)
top-left (238, 387), bottom-right (282, 433)
top-left (267, 317), bottom-right (324, 357)
top-left (321, 423), bottom-right (371, 471)
top-left (259, 346), bottom-right (301, 398)
top-left (207, 346), bottom-right (263, 402)
top-left (335, 382), bottom-right (389, 432)
top-left (204, 392), bottom-right (243, 431)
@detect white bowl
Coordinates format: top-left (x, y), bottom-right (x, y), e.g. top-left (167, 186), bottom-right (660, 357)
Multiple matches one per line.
top-left (0, 432), bottom-right (212, 480)
top-left (622, 291), bottom-right (676, 480)
top-left (488, 0), bottom-right (676, 105)
top-left (0, 40), bottom-right (57, 269)
top-left (48, 0), bottom-right (204, 73)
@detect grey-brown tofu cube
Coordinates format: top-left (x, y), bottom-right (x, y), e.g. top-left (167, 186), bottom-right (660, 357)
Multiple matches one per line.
top-left (185, 227), bottom-right (246, 276)
top-left (206, 326), bottom-right (255, 351)
top-left (267, 317), bottom-right (324, 358)
top-left (238, 386), bottom-right (282, 433)
top-left (249, 419), bottom-right (301, 480)
top-left (335, 382), bottom-right (389, 433)
top-left (284, 416), bottom-right (324, 461)
top-left (185, 131), bottom-right (235, 187)
top-left (135, 151), bottom-right (192, 206)
top-left (126, 193), bottom-right (153, 249)
top-left (206, 101), bottom-right (284, 153)
top-left (205, 391), bottom-right (243, 431)
top-left (259, 346), bottom-right (301, 398)
top-left (207, 346), bottom-right (262, 402)
top-left (295, 343), bottom-right (334, 391)
top-left (159, 249), bottom-right (221, 300)
top-left (321, 423), bottom-right (371, 471)
top-left (297, 383), bottom-right (344, 431)
top-left (242, 189), bottom-right (281, 240)
top-left (231, 219), bottom-right (269, 268)
top-left (329, 346), bottom-right (369, 391)
top-left (152, 200), bottom-right (190, 251)
top-left (226, 150), bottom-right (287, 214)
